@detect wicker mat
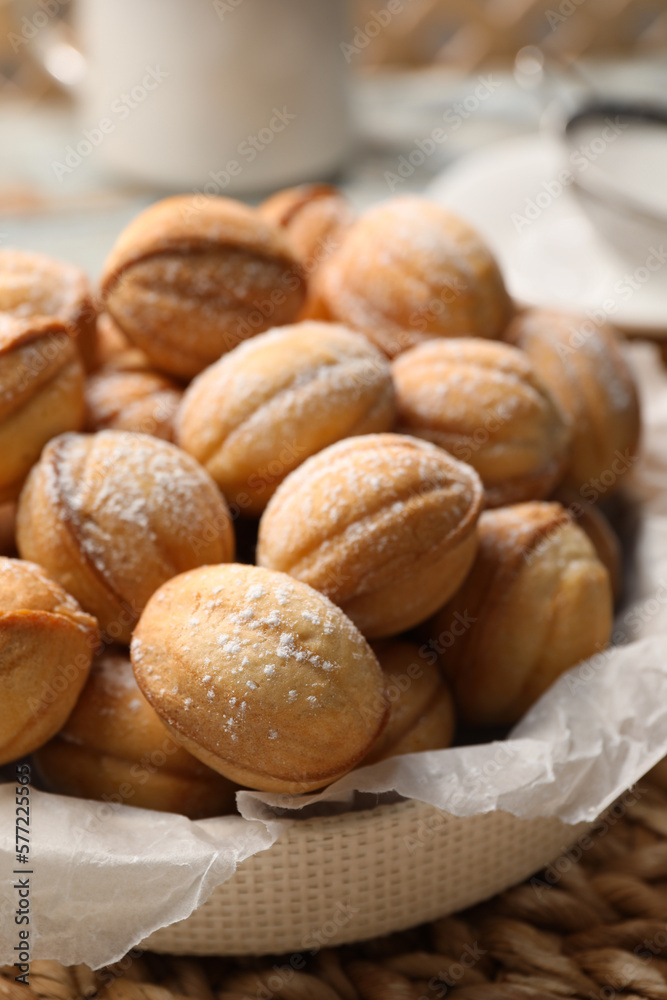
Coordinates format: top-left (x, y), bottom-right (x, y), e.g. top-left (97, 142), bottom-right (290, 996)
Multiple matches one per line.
top-left (6, 779), bottom-right (667, 1000)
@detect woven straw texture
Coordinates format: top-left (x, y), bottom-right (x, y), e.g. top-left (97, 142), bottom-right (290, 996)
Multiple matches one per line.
top-left (351, 0), bottom-right (667, 68)
top-left (144, 798), bottom-right (590, 956)
top-left (5, 776), bottom-right (667, 1000)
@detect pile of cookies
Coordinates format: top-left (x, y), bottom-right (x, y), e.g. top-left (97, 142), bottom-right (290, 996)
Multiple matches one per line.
top-left (0, 186), bottom-right (640, 813)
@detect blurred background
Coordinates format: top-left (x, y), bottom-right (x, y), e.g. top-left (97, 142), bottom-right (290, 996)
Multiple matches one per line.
top-left (0, 0), bottom-right (666, 333)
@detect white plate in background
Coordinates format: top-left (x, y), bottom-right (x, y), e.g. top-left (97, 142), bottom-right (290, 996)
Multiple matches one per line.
top-left (428, 133), bottom-right (667, 337)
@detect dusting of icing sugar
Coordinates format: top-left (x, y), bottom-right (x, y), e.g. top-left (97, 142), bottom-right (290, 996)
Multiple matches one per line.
top-left (94, 653), bottom-right (139, 695)
top-left (47, 430), bottom-right (227, 590)
top-left (234, 607), bottom-right (254, 623)
top-left (274, 632), bottom-right (337, 671)
top-left (259, 434), bottom-right (482, 575)
top-left (276, 632), bottom-right (305, 661)
top-left (179, 322), bottom-right (390, 460)
top-left (219, 639), bottom-right (242, 655)
top-left (136, 568), bottom-right (379, 767)
top-left (275, 584), bottom-right (293, 605)
top-left (0, 249), bottom-right (87, 322)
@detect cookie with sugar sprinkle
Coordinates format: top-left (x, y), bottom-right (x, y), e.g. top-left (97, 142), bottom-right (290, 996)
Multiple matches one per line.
top-left (257, 433), bottom-right (483, 638)
top-left (131, 564), bottom-right (388, 794)
top-left (16, 429), bottom-right (235, 644)
top-left (310, 195), bottom-right (511, 358)
top-left (100, 195), bottom-right (306, 379)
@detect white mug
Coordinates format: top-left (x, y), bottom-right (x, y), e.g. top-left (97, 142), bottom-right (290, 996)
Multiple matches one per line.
top-left (37, 0), bottom-right (352, 193)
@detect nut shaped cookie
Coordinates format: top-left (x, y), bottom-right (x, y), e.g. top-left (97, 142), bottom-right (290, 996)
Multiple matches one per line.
top-left (85, 367), bottom-right (183, 441)
top-left (363, 641), bottom-right (455, 764)
top-left (312, 195), bottom-right (511, 357)
top-left (258, 183), bottom-right (354, 275)
top-left (16, 430), bottom-right (235, 644)
top-left (92, 313), bottom-right (152, 372)
top-left (554, 488), bottom-right (622, 601)
top-left (0, 556), bottom-right (99, 764)
top-left (257, 433), bottom-right (483, 638)
top-left (131, 564), bottom-right (389, 794)
top-left (0, 248), bottom-right (97, 369)
top-left (392, 338), bottom-right (571, 507)
top-left (432, 501), bottom-right (613, 726)
top-left (0, 314), bottom-right (85, 502)
top-left (176, 322), bottom-right (396, 515)
top-left (34, 648), bottom-right (236, 818)
top-left (101, 195), bottom-right (306, 378)
top-left (506, 309), bottom-right (640, 493)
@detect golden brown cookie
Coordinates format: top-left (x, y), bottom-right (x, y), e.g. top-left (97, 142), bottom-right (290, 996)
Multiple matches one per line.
top-left (258, 183), bottom-right (354, 277)
top-left (506, 309), bottom-right (640, 494)
top-left (16, 430), bottom-right (235, 644)
top-left (554, 488), bottom-right (622, 602)
top-left (257, 433), bottom-right (483, 638)
top-left (85, 367), bottom-right (183, 441)
top-left (309, 195), bottom-right (512, 357)
top-left (363, 641), bottom-right (455, 764)
top-left (91, 313), bottom-right (152, 372)
top-left (34, 648), bottom-right (236, 818)
top-left (432, 501), bottom-right (613, 726)
top-left (131, 564), bottom-right (389, 794)
top-left (176, 322), bottom-right (396, 515)
top-left (393, 338), bottom-right (571, 507)
top-left (100, 195), bottom-right (306, 379)
top-left (0, 248), bottom-right (98, 369)
top-left (0, 556), bottom-right (99, 764)
top-left (0, 314), bottom-right (85, 502)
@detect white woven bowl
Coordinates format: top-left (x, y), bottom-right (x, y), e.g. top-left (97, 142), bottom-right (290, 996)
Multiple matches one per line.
top-left (143, 798), bottom-right (589, 955)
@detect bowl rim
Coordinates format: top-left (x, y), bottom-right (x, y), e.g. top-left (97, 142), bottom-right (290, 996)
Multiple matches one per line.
top-left (143, 793), bottom-right (592, 956)
top-left (563, 100), bottom-right (667, 229)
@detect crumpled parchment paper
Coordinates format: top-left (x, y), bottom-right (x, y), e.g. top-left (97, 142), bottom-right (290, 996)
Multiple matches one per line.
top-left (1, 343), bottom-right (666, 969)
